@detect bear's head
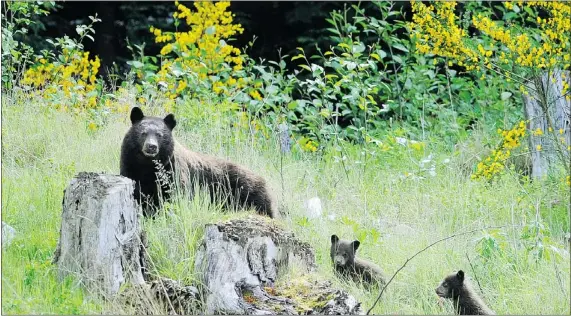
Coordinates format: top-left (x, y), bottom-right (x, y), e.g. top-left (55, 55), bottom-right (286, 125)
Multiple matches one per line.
top-left (435, 270), bottom-right (464, 299)
top-left (330, 234), bottom-right (359, 268)
top-left (127, 107), bottom-right (177, 161)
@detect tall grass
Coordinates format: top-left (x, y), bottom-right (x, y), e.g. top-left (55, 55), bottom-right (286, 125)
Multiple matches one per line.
top-left (1, 91), bottom-right (569, 314)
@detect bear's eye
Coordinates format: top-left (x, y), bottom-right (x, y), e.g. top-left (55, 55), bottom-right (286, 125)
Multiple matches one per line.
top-left (157, 132), bottom-right (164, 138)
top-left (142, 131), bottom-right (148, 137)
top-left (442, 282), bottom-right (448, 287)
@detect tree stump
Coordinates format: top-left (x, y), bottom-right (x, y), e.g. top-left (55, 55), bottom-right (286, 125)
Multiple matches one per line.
top-left (194, 216), bottom-right (364, 315)
top-left (53, 172), bottom-right (146, 298)
top-left (523, 69), bottom-right (571, 179)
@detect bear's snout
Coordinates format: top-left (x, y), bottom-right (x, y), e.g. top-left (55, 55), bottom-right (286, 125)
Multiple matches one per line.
top-left (143, 138), bottom-right (159, 157)
top-left (334, 255), bottom-right (346, 266)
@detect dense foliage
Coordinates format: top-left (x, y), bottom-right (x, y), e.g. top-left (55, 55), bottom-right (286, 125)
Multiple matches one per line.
top-left (1, 1), bottom-right (569, 314)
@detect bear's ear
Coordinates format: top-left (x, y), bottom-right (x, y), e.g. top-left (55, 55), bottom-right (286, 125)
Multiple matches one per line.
top-left (331, 235), bottom-right (339, 244)
top-left (352, 240), bottom-right (360, 252)
top-left (164, 114), bottom-right (177, 130)
top-left (456, 270), bottom-right (465, 283)
top-left (130, 107), bottom-right (144, 124)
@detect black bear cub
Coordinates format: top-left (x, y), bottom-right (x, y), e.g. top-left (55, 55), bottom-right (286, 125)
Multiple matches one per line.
top-left (436, 270), bottom-right (495, 315)
top-left (120, 107), bottom-right (277, 218)
top-left (330, 234), bottom-right (386, 288)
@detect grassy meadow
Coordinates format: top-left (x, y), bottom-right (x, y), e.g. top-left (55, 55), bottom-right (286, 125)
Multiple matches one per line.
top-left (1, 89), bottom-right (569, 314)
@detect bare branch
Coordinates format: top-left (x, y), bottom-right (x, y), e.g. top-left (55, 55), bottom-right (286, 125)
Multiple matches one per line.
top-left (465, 252), bottom-right (483, 294)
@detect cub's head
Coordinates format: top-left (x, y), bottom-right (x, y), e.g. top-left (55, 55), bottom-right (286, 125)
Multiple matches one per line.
top-left (435, 270), bottom-right (464, 299)
top-left (127, 107), bottom-right (177, 160)
top-left (330, 234), bottom-right (360, 268)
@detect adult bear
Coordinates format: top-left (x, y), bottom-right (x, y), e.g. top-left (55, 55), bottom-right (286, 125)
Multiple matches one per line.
top-left (120, 107), bottom-right (277, 218)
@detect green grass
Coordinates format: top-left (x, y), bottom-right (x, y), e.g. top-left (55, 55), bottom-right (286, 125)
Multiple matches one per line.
top-left (2, 93), bottom-right (569, 314)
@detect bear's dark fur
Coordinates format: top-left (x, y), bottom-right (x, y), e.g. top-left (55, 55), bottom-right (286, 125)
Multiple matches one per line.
top-left (120, 107), bottom-right (277, 218)
top-left (330, 234), bottom-right (386, 287)
top-left (435, 270), bottom-right (495, 315)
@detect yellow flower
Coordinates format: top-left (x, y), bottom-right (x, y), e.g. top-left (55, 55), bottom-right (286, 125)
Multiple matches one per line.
top-left (88, 122), bottom-right (97, 131)
top-left (536, 144), bottom-right (542, 151)
top-left (560, 128), bottom-right (565, 134)
top-left (249, 90), bottom-right (262, 100)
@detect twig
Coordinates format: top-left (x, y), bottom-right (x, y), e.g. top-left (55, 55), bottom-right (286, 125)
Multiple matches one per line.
top-left (552, 257), bottom-right (567, 298)
top-left (366, 225), bottom-right (514, 315)
top-left (465, 252), bottom-right (483, 294)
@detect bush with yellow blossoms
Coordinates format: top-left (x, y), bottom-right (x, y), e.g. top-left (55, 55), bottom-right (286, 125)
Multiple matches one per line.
top-left (472, 121), bottom-right (527, 180)
top-left (20, 16), bottom-right (103, 114)
top-left (409, 1), bottom-right (570, 78)
top-left (133, 1), bottom-right (247, 108)
top-left (1, 1), bottom-right (54, 90)
top-left (411, 1), bottom-right (570, 180)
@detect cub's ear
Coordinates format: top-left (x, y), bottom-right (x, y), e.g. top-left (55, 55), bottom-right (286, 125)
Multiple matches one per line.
top-left (352, 240), bottom-right (360, 251)
top-left (456, 270), bottom-right (465, 283)
top-left (164, 114), bottom-right (177, 130)
top-left (331, 235), bottom-right (339, 244)
top-left (130, 107), bottom-right (144, 124)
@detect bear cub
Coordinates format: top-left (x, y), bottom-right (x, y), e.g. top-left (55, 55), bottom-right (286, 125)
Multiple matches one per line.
top-left (436, 270), bottom-right (495, 315)
top-left (330, 234), bottom-right (386, 288)
top-left (120, 107), bottom-right (277, 218)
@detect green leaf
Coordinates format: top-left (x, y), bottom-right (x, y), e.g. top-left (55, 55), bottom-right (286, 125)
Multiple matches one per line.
top-left (128, 61), bottom-right (144, 69)
top-left (291, 54), bottom-right (304, 61)
top-left (352, 42), bottom-right (366, 54)
top-left (513, 4), bottom-right (520, 13)
top-left (392, 43), bottom-right (409, 53)
top-left (299, 64), bottom-right (311, 72)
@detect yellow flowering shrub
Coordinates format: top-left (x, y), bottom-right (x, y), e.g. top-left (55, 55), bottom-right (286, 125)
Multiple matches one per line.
top-left (409, 1), bottom-right (480, 71)
top-left (145, 1), bottom-right (246, 101)
top-left (298, 137), bottom-right (318, 152)
top-left (473, 2), bottom-right (570, 70)
top-left (472, 121), bottom-right (527, 180)
top-left (410, 1), bottom-right (571, 79)
top-left (22, 50), bottom-right (101, 110)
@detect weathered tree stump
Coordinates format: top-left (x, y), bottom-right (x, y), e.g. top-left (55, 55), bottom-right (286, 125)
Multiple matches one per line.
top-left (523, 69), bottom-right (570, 179)
top-left (194, 216), bottom-right (364, 315)
top-left (53, 172), bottom-right (146, 298)
top-left (54, 173), bottom-right (362, 314)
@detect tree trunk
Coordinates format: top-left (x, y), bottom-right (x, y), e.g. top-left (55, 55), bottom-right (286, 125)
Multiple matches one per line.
top-left (53, 172), bottom-right (146, 298)
top-left (194, 216), bottom-right (364, 315)
top-left (523, 69), bottom-right (571, 179)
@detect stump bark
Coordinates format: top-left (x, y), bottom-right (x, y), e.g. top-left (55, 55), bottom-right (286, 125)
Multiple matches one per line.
top-left (194, 216), bottom-right (363, 315)
top-left (523, 69), bottom-right (571, 178)
top-left (53, 172), bottom-right (146, 298)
